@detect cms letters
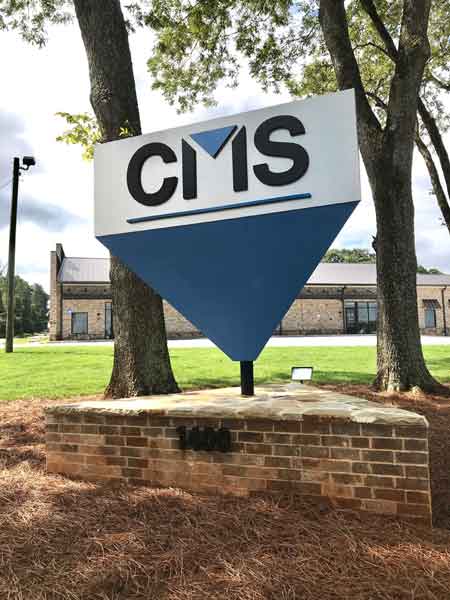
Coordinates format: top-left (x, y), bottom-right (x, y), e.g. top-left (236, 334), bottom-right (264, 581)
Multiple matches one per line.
top-left (126, 115), bottom-right (310, 207)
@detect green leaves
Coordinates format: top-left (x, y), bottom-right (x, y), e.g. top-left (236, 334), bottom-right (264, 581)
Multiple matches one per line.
top-left (55, 112), bottom-right (135, 160)
top-left (144, 0), bottom-right (450, 135)
top-left (0, 0), bottom-right (72, 46)
top-left (324, 249), bottom-right (442, 274)
top-left (145, 0), bottom-right (316, 112)
top-left (56, 112), bottom-right (101, 161)
top-left (0, 274), bottom-right (48, 336)
top-left (324, 248), bottom-right (376, 264)
top-left (146, 0), bottom-right (237, 111)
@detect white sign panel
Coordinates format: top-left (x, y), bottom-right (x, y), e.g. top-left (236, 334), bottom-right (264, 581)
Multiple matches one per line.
top-left (95, 89), bottom-right (360, 236)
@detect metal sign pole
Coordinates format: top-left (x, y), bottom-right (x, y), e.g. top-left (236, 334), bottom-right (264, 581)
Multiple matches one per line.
top-left (240, 361), bottom-right (254, 396)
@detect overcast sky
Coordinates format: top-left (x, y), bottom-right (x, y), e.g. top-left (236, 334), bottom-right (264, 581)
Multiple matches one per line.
top-left (1, 21), bottom-right (449, 292)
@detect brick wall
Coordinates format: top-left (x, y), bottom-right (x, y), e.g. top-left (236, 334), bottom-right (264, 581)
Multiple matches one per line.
top-left (46, 411), bottom-right (431, 526)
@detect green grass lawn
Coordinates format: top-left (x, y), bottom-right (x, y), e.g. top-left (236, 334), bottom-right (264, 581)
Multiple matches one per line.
top-left (0, 344), bottom-right (449, 401)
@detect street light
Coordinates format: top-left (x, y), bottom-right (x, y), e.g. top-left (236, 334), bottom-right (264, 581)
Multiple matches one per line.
top-left (5, 155), bottom-right (36, 353)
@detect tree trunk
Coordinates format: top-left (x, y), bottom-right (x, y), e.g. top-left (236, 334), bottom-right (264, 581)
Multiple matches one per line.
top-left (372, 161), bottom-right (436, 391)
top-left (372, 0), bottom-right (437, 391)
top-left (73, 0), bottom-right (179, 397)
top-left (319, 0), bottom-right (441, 392)
top-left (106, 256), bottom-right (179, 397)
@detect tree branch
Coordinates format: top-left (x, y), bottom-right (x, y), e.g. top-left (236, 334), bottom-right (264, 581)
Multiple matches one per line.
top-left (417, 97), bottom-right (450, 204)
top-left (415, 130), bottom-right (450, 234)
top-left (360, 0), bottom-right (450, 227)
top-left (429, 72), bottom-right (450, 92)
top-left (359, 0), bottom-right (398, 60)
top-left (383, 0), bottom-right (431, 147)
top-left (353, 40), bottom-right (391, 58)
top-left (319, 0), bottom-right (382, 167)
top-left (367, 91), bottom-right (387, 111)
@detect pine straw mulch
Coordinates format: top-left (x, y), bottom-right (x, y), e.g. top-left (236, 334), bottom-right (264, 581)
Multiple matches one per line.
top-left (1, 394), bottom-right (450, 599)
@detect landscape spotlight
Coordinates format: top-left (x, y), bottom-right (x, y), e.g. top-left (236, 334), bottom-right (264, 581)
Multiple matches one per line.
top-left (291, 366), bottom-right (313, 383)
top-left (22, 156), bottom-right (36, 169)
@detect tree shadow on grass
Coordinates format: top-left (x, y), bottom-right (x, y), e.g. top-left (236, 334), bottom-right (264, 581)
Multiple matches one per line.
top-left (422, 357), bottom-right (450, 382)
top-left (181, 370), bottom-right (375, 391)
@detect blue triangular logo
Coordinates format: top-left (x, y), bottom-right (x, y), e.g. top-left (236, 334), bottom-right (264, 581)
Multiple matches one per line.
top-left (190, 125), bottom-right (237, 158)
top-left (98, 201), bottom-right (358, 361)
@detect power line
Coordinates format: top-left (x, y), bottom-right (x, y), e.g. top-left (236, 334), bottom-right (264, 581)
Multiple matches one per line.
top-left (0, 178), bottom-right (12, 192)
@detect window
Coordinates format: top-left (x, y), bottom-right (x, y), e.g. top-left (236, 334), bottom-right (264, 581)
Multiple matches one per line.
top-left (423, 299), bottom-right (440, 329)
top-left (344, 301), bottom-right (377, 334)
top-left (105, 302), bottom-right (113, 338)
top-left (424, 307), bottom-right (436, 328)
top-left (71, 312), bottom-right (88, 335)
top-left (368, 302), bottom-right (377, 323)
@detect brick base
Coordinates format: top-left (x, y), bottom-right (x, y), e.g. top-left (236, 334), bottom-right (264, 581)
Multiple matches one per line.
top-left (46, 411), bottom-right (431, 526)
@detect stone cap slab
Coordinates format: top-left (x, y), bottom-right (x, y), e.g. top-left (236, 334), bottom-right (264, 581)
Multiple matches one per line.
top-left (45, 384), bottom-right (428, 427)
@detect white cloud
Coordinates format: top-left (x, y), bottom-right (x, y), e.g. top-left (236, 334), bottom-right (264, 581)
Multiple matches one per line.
top-left (1, 21), bottom-right (449, 292)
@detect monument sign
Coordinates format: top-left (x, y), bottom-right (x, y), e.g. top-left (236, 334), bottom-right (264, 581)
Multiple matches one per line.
top-left (95, 89), bottom-right (360, 390)
top-left (46, 116), bottom-right (433, 522)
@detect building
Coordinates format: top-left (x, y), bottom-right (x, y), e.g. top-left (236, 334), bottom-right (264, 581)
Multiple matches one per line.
top-left (49, 243), bottom-right (450, 340)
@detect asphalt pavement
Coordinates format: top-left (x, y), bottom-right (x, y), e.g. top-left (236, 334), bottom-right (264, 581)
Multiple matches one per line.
top-left (2, 334), bottom-right (448, 349)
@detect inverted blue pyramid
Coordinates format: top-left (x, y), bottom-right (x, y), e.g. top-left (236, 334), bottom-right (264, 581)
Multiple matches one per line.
top-left (98, 201), bottom-right (358, 361)
top-left (190, 125), bottom-right (237, 158)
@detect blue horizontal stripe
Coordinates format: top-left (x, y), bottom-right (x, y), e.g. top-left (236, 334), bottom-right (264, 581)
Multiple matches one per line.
top-left (126, 192), bottom-right (312, 224)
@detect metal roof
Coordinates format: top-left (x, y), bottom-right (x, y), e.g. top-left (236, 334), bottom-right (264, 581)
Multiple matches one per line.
top-left (308, 262), bottom-right (450, 286)
top-left (308, 263), bottom-right (377, 285)
top-left (58, 257), bottom-right (450, 286)
top-left (416, 273), bottom-right (450, 286)
top-left (58, 257), bottom-right (110, 283)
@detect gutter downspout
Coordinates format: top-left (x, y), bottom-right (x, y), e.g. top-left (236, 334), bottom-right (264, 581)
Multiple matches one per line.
top-left (341, 286), bottom-right (346, 334)
top-left (59, 282), bottom-right (63, 340)
top-left (442, 286), bottom-right (448, 336)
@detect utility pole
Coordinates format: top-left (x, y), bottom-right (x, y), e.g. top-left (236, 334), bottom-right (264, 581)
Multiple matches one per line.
top-left (5, 156), bottom-right (36, 353)
top-left (5, 158), bottom-right (20, 353)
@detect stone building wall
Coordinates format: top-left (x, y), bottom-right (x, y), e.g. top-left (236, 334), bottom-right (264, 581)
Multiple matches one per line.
top-left (416, 286), bottom-right (449, 335)
top-left (50, 258), bottom-right (450, 339)
top-left (53, 289), bottom-right (450, 339)
top-left (48, 251), bottom-right (59, 341)
top-left (163, 301), bottom-right (200, 337)
top-left (63, 284), bottom-right (111, 299)
top-left (62, 299), bottom-right (107, 339)
top-left (343, 286), bottom-right (377, 300)
top-left (49, 247), bottom-right (64, 341)
top-left (282, 299), bottom-right (344, 335)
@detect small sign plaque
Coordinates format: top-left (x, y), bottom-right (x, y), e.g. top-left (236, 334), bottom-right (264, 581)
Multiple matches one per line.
top-left (176, 426), bottom-right (232, 453)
